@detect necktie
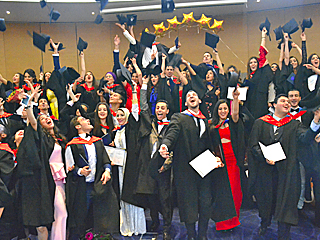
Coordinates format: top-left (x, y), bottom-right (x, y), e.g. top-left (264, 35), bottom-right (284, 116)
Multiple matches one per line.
top-left (197, 118), bottom-right (201, 137)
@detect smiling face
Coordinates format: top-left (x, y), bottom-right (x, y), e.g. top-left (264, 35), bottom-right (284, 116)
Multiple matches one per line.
top-left (151, 74), bottom-right (159, 86)
top-left (105, 73), bottom-right (114, 85)
top-left (76, 116), bottom-right (93, 133)
top-left (98, 104), bottom-right (108, 120)
top-left (274, 96), bottom-right (290, 116)
top-left (218, 102), bottom-right (229, 121)
top-left (289, 57), bottom-right (298, 69)
top-left (24, 72), bottom-right (34, 84)
top-left (185, 91), bottom-right (201, 110)
top-left (206, 70), bottom-right (214, 82)
top-left (116, 109), bottom-right (127, 126)
top-left (271, 64), bottom-right (278, 72)
top-left (45, 72), bottom-right (51, 82)
top-left (109, 92), bottom-right (122, 105)
top-left (288, 90), bottom-right (301, 108)
top-left (131, 73), bottom-right (139, 84)
top-left (85, 71), bottom-right (93, 84)
top-left (39, 114), bottom-right (54, 130)
top-left (165, 66), bottom-right (174, 78)
top-left (38, 98), bottom-right (49, 111)
top-left (155, 102), bottom-right (169, 121)
top-left (249, 58), bottom-right (258, 72)
top-left (311, 54), bottom-right (320, 68)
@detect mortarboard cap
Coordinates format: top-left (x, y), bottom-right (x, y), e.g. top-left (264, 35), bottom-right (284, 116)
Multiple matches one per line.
top-left (228, 71), bottom-right (240, 88)
top-left (205, 32), bottom-right (219, 49)
top-left (277, 39), bottom-right (293, 52)
top-left (77, 37), bottom-right (88, 52)
top-left (175, 37), bottom-right (179, 48)
top-left (282, 18), bottom-right (299, 38)
top-left (273, 26), bottom-right (283, 41)
top-left (32, 31), bottom-right (50, 52)
top-left (168, 53), bottom-right (182, 68)
top-left (0, 18), bottom-right (6, 32)
top-left (40, 0), bottom-right (46, 8)
top-left (59, 66), bottom-right (80, 84)
top-left (116, 14), bottom-right (127, 25)
top-left (49, 42), bottom-right (65, 52)
top-left (124, 49), bottom-right (137, 61)
top-left (49, 8), bottom-right (60, 23)
top-left (140, 31), bottom-right (156, 48)
top-left (259, 17), bottom-right (271, 40)
top-left (146, 64), bottom-right (161, 76)
top-left (300, 87), bottom-right (320, 111)
top-left (127, 14), bottom-right (137, 26)
top-left (161, 0), bottom-right (175, 13)
top-left (94, 14), bottom-right (103, 24)
top-left (96, 0), bottom-right (108, 11)
top-left (119, 63), bottom-right (132, 83)
top-left (301, 18), bottom-right (313, 32)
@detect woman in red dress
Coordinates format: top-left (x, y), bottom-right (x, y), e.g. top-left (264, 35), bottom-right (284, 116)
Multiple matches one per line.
top-left (210, 89), bottom-right (245, 231)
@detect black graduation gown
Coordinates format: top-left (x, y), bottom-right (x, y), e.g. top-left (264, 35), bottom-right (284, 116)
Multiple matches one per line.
top-left (161, 113), bottom-right (236, 223)
top-left (16, 123), bottom-right (62, 227)
top-left (170, 82), bottom-right (191, 114)
top-left (242, 65), bottom-right (273, 119)
top-left (294, 66), bottom-right (320, 98)
top-left (76, 84), bottom-right (99, 113)
top-left (278, 61), bottom-right (295, 95)
top-left (248, 117), bottom-right (318, 225)
top-left (66, 139), bottom-right (120, 234)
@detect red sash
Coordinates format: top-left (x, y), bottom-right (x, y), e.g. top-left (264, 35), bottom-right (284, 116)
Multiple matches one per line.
top-left (182, 109), bottom-right (206, 119)
top-left (106, 84), bottom-right (120, 90)
top-left (0, 112), bottom-right (12, 118)
top-left (80, 83), bottom-right (94, 91)
top-left (259, 114), bottom-right (293, 127)
top-left (0, 143), bottom-right (15, 156)
top-left (66, 136), bottom-right (101, 147)
top-left (157, 121), bottom-right (170, 126)
top-left (289, 110), bottom-right (307, 120)
top-left (110, 109), bottom-right (117, 117)
top-left (100, 124), bottom-right (110, 129)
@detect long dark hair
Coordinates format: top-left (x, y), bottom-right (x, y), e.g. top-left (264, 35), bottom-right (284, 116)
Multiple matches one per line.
top-left (147, 74), bottom-right (160, 97)
top-left (23, 68), bottom-right (37, 84)
top-left (15, 72), bottom-right (24, 88)
top-left (308, 53), bottom-right (320, 68)
top-left (84, 71), bottom-right (99, 102)
top-left (211, 99), bottom-right (230, 126)
top-left (93, 102), bottom-right (114, 136)
top-left (246, 57), bottom-right (258, 79)
top-left (37, 115), bottom-right (66, 143)
top-left (204, 69), bottom-right (218, 87)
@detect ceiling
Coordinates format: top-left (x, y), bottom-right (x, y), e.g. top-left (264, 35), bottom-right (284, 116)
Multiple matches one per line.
top-left (0, 0), bottom-right (319, 23)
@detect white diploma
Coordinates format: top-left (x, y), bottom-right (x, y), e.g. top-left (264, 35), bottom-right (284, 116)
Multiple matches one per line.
top-left (227, 87), bottom-right (248, 101)
top-left (104, 146), bottom-right (126, 166)
top-left (258, 142), bottom-right (286, 162)
top-left (189, 150), bottom-right (221, 178)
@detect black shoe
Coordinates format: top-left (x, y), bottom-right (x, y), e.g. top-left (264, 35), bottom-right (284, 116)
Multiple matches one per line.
top-left (150, 221), bottom-right (160, 232)
top-left (163, 230), bottom-right (172, 240)
top-left (298, 209), bottom-right (309, 220)
top-left (258, 226), bottom-right (267, 236)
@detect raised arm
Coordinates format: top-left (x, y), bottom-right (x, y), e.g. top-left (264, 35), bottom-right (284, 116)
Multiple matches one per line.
top-left (181, 58), bottom-right (196, 76)
top-left (174, 67), bottom-right (188, 86)
top-left (140, 76), bottom-right (149, 111)
top-left (291, 42), bottom-right (302, 58)
top-left (279, 43), bottom-right (284, 70)
top-left (0, 74), bottom-right (8, 85)
top-left (213, 48), bottom-right (224, 75)
top-left (26, 86), bottom-right (40, 131)
top-left (231, 88), bottom-right (240, 123)
top-left (113, 35), bottom-right (121, 72)
top-left (261, 27), bottom-right (267, 49)
top-left (160, 53), bottom-right (167, 78)
top-left (50, 39), bottom-right (61, 71)
top-left (284, 33), bottom-right (290, 66)
top-left (115, 23), bottom-right (137, 45)
top-left (301, 32), bottom-right (307, 65)
top-left (79, 52), bottom-right (86, 79)
top-left (131, 57), bottom-right (143, 86)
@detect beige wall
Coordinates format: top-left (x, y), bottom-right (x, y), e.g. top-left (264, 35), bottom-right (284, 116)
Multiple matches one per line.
top-left (0, 3), bottom-right (320, 80)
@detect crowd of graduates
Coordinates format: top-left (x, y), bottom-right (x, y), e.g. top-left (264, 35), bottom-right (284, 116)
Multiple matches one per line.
top-left (0, 18), bottom-right (320, 240)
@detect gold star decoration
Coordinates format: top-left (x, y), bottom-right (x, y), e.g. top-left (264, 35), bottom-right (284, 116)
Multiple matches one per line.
top-left (181, 12), bottom-right (196, 25)
top-left (196, 14), bottom-right (212, 29)
top-left (167, 16), bottom-right (182, 31)
top-left (153, 22), bottom-right (167, 36)
top-left (210, 19), bottom-right (224, 33)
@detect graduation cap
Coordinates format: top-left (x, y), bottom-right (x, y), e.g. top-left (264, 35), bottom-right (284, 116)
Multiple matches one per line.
top-left (124, 49), bottom-right (137, 61)
top-left (300, 87), bottom-right (320, 111)
top-left (116, 14), bottom-right (127, 25)
top-left (277, 39), bottom-right (293, 52)
top-left (273, 26), bottom-right (283, 41)
top-left (49, 42), bottom-right (65, 52)
top-left (59, 66), bottom-right (80, 84)
top-left (77, 37), bottom-right (88, 52)
top-left (175, 37), bottom-right (179, 48)
top-left (168, 53), bottom-right (182, 68)
top-left (32, 31), bottom-right (50, 52)
top-left (146, 64), bottom-right (161, 76)
top-left (161, 0), bottom-right (175, 13)
top-left (205, 32), bottom-right (219, 49)
top-left (140, 31), bottom-right (156, 48)
top-left (0, 18), bottom-right (6, 32)
top-left (94, 14), bottom-right (103, 24)
top-left (259, 17), bottom-right (271, 40)
top-left (40, 0), bottom-right (46, 8)
top-left (96, 0), bottom-right (108, 11)
top-left (228, 71), bottom-right (240, 88)
top-left (301, 18), bottom-right (313, 32)
top-left (49, 8), bottom-right (60, 23)
top-left (282, 18), bottom-right (299, 38)
top-left (127, 14), bottom-right (137, 26)
top-left (119, 63), bottom-right (132, 83)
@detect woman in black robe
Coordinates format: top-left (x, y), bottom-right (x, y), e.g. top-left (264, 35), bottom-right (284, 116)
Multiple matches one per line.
top-left (92, 102), bottom-right (115, 139)
top-left (17, 88), bottom-right (68, 240)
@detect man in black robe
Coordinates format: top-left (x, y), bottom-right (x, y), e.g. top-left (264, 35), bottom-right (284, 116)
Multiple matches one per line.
top-left (65, 116), bottom-right (119, 239)
top-left (249, 94), bottom-right (320, 239)
top-left (159, 90), bottom-right (235, 240)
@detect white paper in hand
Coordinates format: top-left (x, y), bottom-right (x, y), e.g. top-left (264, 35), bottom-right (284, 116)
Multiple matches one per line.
top-left (189, 150), bottom-right (221, 178)
top-left (258, 142), bottom-right (286, 162)
top-left (227, 87), bottom-right (248, 101)
top-left (104, 146), bottom-right (126, 166)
